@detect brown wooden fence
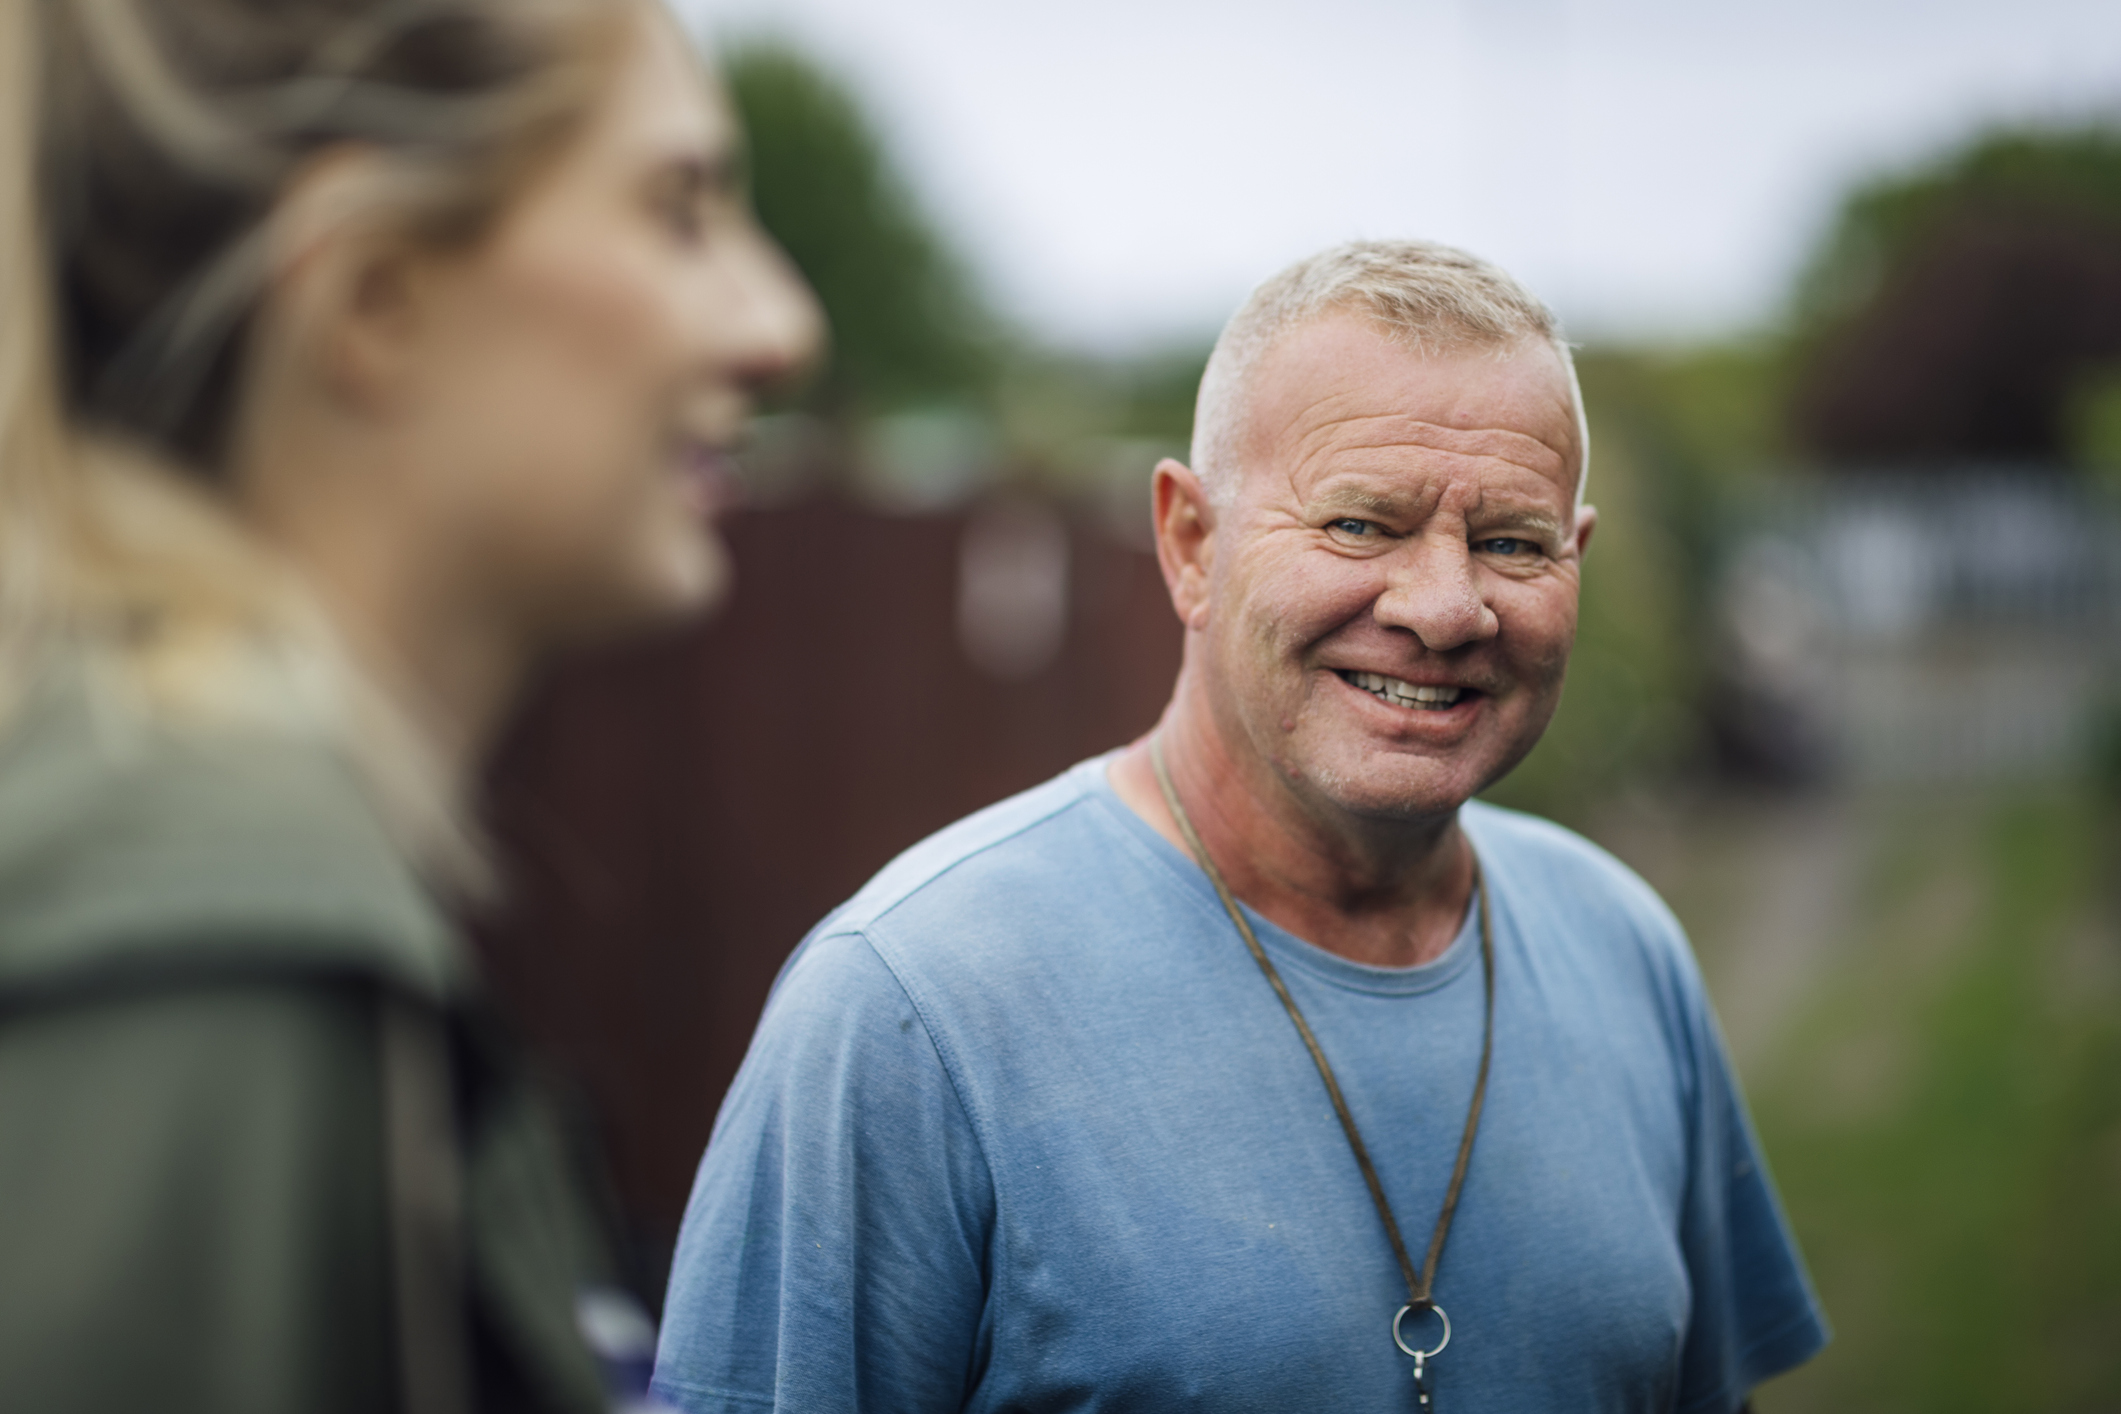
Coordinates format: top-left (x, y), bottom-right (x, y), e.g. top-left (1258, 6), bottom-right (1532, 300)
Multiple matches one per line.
top-left (471, 495), bottom-right (1180, 1274)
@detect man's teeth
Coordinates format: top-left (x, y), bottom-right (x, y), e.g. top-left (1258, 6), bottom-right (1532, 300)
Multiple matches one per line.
top-left (1348, 671), bottom-right (1464, 710)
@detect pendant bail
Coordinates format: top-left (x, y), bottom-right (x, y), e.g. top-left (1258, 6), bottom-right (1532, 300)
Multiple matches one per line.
top-left (1392, 1300), bottom-right (1451, 1361)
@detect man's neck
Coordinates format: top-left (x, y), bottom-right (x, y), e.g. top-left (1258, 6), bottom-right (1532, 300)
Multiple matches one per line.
top-left (1107, 699), bottom-right (1475, 970)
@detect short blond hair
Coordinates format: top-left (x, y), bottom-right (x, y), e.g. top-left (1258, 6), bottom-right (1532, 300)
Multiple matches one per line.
top-left (1190, 240), bottom-right (1589, 507)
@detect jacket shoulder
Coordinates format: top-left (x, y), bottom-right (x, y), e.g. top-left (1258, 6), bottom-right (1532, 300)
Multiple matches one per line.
top-left (0, 666), bottom-right (460, 1002)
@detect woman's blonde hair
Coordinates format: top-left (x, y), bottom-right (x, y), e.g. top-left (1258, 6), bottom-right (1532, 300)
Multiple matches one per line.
top-left (0, 0), bottom-right (634, 884)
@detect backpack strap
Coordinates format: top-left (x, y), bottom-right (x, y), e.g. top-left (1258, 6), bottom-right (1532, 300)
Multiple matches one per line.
top-left (381, 991), bottom-right (473, 1414)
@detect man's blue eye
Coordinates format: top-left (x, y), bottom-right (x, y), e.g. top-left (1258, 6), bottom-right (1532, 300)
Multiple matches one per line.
top-left (1330, 519), bottom-right (1375, 536)
top-left (1480, 537), bottom-right (1534, 555)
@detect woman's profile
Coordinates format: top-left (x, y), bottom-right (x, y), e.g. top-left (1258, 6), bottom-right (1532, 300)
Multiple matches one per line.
top-left (0, 0), bottom-right (817, 1408)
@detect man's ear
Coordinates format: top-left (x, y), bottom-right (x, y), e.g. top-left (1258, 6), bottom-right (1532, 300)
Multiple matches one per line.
top-left (1570, 503), bottom-right (1598, 562)
top-left (1151, 457), bottom-right (1216, 631)
top-left (259, 149), bottom-right (428, 417)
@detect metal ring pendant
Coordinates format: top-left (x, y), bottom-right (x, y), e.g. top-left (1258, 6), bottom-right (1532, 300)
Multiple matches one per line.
top-left (1392, 1302), bottom-right (1451, 1361)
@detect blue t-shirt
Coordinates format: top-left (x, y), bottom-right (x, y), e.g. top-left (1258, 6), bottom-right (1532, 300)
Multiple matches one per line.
top-left (654, 758), bottom-right (1826, 1413)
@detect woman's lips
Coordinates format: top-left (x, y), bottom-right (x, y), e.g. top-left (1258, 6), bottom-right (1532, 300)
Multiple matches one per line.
top-left (678, 446), bottom-right (741, 518)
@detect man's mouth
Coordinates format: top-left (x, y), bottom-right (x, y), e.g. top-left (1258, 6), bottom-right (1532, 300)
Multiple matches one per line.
top-left (1337, 670), bottom-right (1471, 711)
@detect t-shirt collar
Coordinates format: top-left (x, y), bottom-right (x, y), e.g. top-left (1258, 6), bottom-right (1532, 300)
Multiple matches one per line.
top-left (1075, 753), bottom-right (1482, 998)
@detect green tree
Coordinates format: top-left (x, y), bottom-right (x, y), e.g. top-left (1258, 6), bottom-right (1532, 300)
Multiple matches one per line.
top-left (1786, 126), bottom-right (2121, 466)
top-left (1795, 128), bottom-right (2121, 332)
top-left (724, 42), bottom-right (996, 416)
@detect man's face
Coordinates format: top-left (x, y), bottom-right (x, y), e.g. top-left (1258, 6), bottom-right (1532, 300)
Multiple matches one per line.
top-left (1194, 312), bottom-right (1592, 824)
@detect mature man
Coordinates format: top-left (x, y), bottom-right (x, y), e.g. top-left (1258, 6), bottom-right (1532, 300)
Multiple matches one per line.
top-left (652, 242), bottom-right (1826, 1413)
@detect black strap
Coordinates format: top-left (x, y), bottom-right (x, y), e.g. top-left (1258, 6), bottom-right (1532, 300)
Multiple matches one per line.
top-left (1149, 737), bottom-right (1494, 1310)
top-left (380, 994), bottom-right (473, 1414)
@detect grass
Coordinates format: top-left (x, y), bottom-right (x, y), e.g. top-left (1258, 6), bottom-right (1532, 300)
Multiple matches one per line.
top-left (1742, 787), bottom-right (2121, 1412)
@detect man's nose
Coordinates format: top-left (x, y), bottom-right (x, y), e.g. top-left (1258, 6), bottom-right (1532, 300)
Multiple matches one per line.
top-left (1373, 533), bottom-right (1498, 651)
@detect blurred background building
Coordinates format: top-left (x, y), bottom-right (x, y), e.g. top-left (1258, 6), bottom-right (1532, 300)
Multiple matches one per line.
top-left (470, 6), bottom-right (2121, 1410)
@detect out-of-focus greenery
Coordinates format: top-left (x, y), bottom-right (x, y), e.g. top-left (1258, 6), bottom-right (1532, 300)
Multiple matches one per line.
top-left (2067, 364), bottom-right (2121, 492)
top-left (1793, 127), bottom-right (2121, 336)
top-left (1787, 124), bottom-right (2121, 466)
top-left (721, 40), bottom-right (1211, 515)
top-left (1748, 787), bottom-right (2121, 1412)
top-left (724, 42), bottom-right (996, 415)
top-left (990, 344), bottom-right (1210, 474)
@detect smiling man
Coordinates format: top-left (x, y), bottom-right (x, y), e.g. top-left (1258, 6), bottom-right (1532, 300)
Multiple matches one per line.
top-left (653, 242), bottom-right (1827, 1414)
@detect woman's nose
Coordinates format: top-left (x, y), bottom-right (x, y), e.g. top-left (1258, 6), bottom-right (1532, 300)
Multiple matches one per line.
top-left (727, 229), bottom-right (825, 392)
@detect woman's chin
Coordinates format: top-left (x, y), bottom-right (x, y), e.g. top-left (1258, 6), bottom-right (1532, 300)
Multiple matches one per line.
top-left (637, 522), bottom-right (735, 624)
top-left (675, 528), bottom-right (734, 618)
top-left (553, 525), bottom-right (734, 649)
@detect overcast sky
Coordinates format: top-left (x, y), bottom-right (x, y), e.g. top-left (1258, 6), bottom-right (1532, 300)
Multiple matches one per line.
top-left (676, 0), bottom-right (2121, 353)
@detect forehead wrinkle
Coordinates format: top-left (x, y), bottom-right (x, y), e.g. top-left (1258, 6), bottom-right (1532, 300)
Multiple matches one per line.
top-left (1292, 442), bottom-right (1553, 505)
top-left (1287, 412), bottom-right (1571, 484)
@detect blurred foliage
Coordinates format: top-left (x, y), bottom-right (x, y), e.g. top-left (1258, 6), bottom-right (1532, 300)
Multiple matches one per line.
top-left (724, 42), bottom-right (996, 416)
top-left (2095, 702), bottom-right (2121, 801)
top-left (1748, 788), bottom-right (2121, 1412)
top-left (2065, 363), bottom-right (2121, 491)
top-left (722, 38), bottom-right (1212, 517)
top-left (1788, 125), bottom-right (2121, 466)
top-left (1103, 345), bottom-right (1216, 447)
top-left (992, 345), bottom-right (1208, 472)
top-left (1794, 127), bottom-right (2121, 334)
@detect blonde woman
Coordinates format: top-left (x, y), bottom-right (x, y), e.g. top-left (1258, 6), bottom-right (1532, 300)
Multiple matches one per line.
top-left (0, 0), bottom-right (817, 1409)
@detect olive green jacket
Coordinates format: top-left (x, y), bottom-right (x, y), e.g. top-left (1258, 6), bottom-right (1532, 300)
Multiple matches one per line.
top-left (0, 666), bottom-right (617, 1414)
